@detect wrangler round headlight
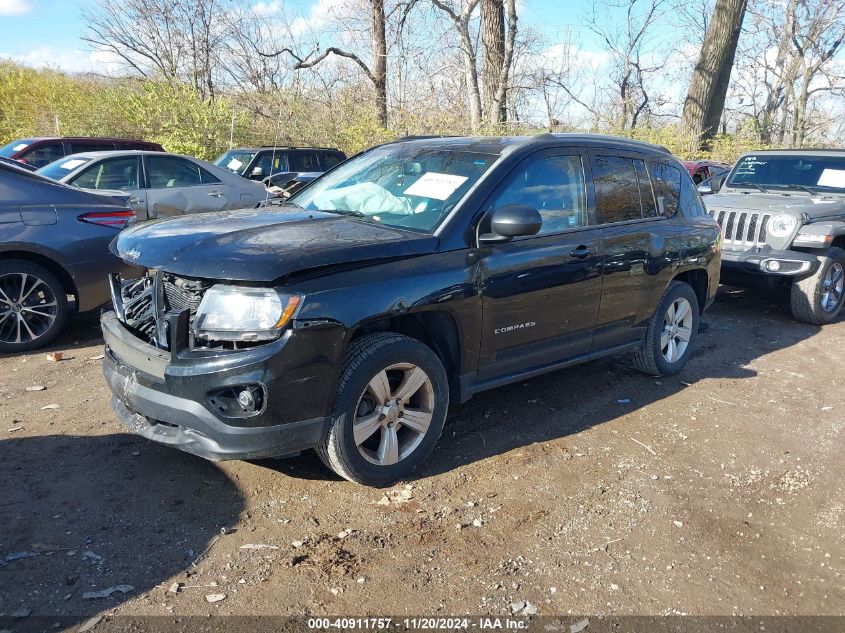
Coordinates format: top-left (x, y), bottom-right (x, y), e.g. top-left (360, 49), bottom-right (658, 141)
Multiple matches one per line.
top-left (767, 214), bottom-right (797, 238)
top-left (194, 285), bottom-right (301, 342)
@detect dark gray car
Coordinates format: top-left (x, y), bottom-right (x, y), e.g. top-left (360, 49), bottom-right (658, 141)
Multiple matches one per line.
top-left (0, 162), bottom-right (135, 351)
top-left (703, 150), bottom-right (845, 324)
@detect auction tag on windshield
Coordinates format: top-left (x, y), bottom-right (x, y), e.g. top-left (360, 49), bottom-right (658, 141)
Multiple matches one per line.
top-left (227, 158), bottom-right (244, 170)
top-left (404, 172), bottom-right (468, 200)
top-left (12, 143), bottom-right (28, 151)
top-left (60, 159), bottom-right (87, 170)
top-left (817, 168), bottom-right (845, 188)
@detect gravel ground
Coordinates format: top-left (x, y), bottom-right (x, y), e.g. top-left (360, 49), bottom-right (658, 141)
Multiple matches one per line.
top-left (0, 286), bottom-right (842, 629)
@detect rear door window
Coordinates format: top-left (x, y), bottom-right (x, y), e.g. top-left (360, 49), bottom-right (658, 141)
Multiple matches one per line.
top-left (591, 155), bottom-right (643, 224)
top-left (289, 151), bottom-right (319, 172)
top-left (71, 156), bottom-right (141, 190)
top-left (650, 162), bottom-right (682, 216)
top-left (23, 142), bottom-right (65, 168)
top-left (199, 166), bottom-right (222, 184)
top-left (146, 155), bottom-right (202, 188)
top-left (320, 151), bottom-right (345, 170)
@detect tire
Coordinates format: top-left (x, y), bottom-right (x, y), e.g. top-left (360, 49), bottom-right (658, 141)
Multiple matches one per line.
top-left (633, 281), bottom-right (700, 376)
top-left (316, 332), bottom-right (449, 486)
top-left (789, 247), bottom-right (845, 325)
top-left (0, 260), bottom-right (69, 353)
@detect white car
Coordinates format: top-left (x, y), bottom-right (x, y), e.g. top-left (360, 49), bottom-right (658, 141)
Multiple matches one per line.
top-left (37, 151), bottom-right (267, 220)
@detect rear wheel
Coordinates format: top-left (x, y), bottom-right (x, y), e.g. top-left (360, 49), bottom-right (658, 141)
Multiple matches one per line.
top-left (633, 281), bottom-right (699, 376)
top-left (316, 333), bottom-right (449, 487)
top-left (0, 260), bottom-right (69, 352)
top-left (790, 247), bottom-right (845, 325)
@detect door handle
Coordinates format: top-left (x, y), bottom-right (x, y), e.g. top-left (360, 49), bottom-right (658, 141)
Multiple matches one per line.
top-left (208, 190), bottom-right (224, 198)
top-left (570, 245), bottom-right (597, 259)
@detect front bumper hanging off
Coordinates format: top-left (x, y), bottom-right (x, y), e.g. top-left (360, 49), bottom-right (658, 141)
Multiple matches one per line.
top-left (101, 309), bottom-right (330, 462)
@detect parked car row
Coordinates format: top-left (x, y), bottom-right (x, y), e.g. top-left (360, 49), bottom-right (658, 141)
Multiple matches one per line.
top-left (36, 151), bottom-right (266, 220)
top-left (0, 136), bottom-right (164, 169)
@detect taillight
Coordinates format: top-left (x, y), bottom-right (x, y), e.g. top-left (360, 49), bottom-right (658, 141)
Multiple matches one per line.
top-left (78, 209), bottom-right (136, 229)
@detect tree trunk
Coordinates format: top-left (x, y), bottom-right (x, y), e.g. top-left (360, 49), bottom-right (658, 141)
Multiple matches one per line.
top-left (793, 68), bottom-right (812, 147)
top-left (372, 0), bottom-right (388, 128)
top-left (481, 0), bottom-right (506, 122)
top-left (431, 0), bottom-right (482, 130)
top-left (680, 0), bottom-right (748, 149)
top-left (462, 39), bottom-right (483, 129)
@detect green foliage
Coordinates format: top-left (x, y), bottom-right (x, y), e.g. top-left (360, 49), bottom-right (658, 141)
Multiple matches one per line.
top-left (0, 61), bottom-right (772, 165)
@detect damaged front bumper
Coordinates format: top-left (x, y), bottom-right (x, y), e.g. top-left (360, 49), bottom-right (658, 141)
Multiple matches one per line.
top-left (101, 310), bottom-right (332, 461)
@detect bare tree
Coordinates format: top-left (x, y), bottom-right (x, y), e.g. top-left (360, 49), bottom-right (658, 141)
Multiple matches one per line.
top-left (788, 0), bottom-right (845, 146)
top-left (431, 0), bottom-right (483, 128)
top-left (680, 0), bottom-right (748, 148)
top-left (271, 0), bottom-right (389, 127)
top-left (586, 0), bottom-right (669, 130)
top-left (82, 0), bottom-right (229, 99)
top-left (731, 0), bottom-right (845, 147)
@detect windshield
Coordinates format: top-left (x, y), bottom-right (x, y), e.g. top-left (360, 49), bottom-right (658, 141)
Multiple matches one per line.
top-left (728, 154), bottom-right (845, 193)
top-left (215, 150), bottom-right (256, 175)
top-left (36, 156), bottom-right (92, 181)
top-left (0, 139), bottom-right (35, 158)
top-left (289, 144), bottom-right (498, 232)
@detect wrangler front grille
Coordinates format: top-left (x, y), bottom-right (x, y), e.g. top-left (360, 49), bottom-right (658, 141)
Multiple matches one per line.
top-left (708, 209), bottom-right (771, 248)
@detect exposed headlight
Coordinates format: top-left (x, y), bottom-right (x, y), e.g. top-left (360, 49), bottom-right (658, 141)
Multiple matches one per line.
top-left (767, 214), bottom-right (797, 238)
top-left (194, 285), bottom-right (301, 342)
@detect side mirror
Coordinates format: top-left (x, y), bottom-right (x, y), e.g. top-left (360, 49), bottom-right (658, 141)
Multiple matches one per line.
top-left (250, 166), bottom-right (264, 178)
top-left (697, 182), bottom-right (713, 195)
top-left (480, 204), bottom-right (542, 243)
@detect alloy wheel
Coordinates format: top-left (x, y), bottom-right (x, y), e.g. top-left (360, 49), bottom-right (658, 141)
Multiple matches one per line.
top-left (0, 272), bottom-right (59, 345)
top-left (820, 262), bottom-right (844, 313)
top-left (661, 297), bottom-right (693, 363)
top-left (352, 362), bottom-right (435, 467)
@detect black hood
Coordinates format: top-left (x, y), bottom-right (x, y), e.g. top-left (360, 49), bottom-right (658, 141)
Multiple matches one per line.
top-left (111, 208), bottom-right (439, 282)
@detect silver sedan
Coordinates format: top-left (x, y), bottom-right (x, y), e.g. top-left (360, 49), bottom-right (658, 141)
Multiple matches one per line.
top-left (36, 151), bottom-right (268, 220)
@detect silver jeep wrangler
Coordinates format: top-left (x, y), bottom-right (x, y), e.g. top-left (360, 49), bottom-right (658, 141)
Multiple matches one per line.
top-left (702, 150), bottom-right (845, 324)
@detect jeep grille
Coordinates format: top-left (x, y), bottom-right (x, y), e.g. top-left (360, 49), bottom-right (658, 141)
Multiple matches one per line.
top-left (708, 209), bottom-right (771, 248)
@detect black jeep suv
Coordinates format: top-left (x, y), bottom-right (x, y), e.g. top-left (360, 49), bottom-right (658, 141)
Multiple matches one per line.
top-left (101, 134), bottom-right (720, 486)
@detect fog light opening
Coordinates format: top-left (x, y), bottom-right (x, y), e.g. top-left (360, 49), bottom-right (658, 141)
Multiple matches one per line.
top-left (208, 384), bottom-right (265, 418)
top-left (763, 260), bottom-right (781, 272)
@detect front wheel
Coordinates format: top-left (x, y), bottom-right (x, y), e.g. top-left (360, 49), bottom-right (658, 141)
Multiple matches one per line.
top-left (633, 281), bottom-right (700, 376)
top-left (790, 247), bottom-right (845, 325)
top-left (316, 333), bottom-right (449, 486)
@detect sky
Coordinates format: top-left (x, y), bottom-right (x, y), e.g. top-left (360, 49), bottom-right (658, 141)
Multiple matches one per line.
top-left (0, 0), bottom-right (612, 74)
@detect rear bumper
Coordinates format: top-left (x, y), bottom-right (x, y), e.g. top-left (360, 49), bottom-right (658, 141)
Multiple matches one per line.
top-left (101, 310), bottom-right (331, 461)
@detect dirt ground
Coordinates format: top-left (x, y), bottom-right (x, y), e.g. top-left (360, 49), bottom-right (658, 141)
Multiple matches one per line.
top-left (0, 286), bottom-right (843, 630)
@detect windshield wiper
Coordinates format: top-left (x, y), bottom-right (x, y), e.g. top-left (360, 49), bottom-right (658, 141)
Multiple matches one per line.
top-left (319, 209), bottom-right (366, 218)
top-left (741, 182), bottom-right (769, 194)
top-left (264, 199), bottom-right (302, 208)
top-left (785, 184), bottom-right (819, 196)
